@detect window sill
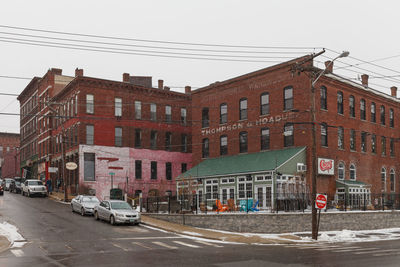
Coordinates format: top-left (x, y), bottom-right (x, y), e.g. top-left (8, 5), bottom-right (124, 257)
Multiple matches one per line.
top-left (320, 108), bottom-right (328, 112)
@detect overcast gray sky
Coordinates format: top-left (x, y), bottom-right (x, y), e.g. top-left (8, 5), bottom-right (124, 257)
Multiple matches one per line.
top-left (1, 0), bottom-right (399, 133)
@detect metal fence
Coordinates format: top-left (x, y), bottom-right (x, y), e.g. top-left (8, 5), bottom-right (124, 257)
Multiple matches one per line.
top-left (139, 193), bottom-right (400, 214)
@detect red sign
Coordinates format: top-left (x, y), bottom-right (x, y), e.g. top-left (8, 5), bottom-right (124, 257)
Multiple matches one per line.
top-left (319, 160), bottom-right (333, 171)
top-left (98, 157), bottom-right (119, 162)
top-left (108, 166), bottom-right (123, 170)
top-left (315, 194), bottom-right (327, 209)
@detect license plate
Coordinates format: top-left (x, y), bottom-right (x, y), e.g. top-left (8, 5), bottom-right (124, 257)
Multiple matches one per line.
top-left (130, 219), bottom-right (136, 222)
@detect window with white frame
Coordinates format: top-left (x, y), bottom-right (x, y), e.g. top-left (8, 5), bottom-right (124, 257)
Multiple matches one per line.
top-left (381, 167), bottom-right (387, 192)
top-left (390, 169), bottom-right (395, 192)
top-left (205, 180), bottom-right (218, 199)
top-left (165, 105), bottom-right (172, 123)
top-left (115, 97), bottom-right (122, 117)
top-left (238, 176), bottom-right (252, 198)
top-left (338, 162), bottom-right (345, 180)
top-left (135, 101), bottom-right (141, 119)
top-left (150, 103), bottom-right (157, 121)
top-left (86, 94), bottom-right (94, 114)
top-left (349, 164), bottom-right (356, 180)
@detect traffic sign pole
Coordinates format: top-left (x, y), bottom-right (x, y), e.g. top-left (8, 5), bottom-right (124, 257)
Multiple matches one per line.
top-left (315, 194), bottom-right (327, 240)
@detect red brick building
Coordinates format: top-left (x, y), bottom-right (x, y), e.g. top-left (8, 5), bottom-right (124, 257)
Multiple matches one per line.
top-left (0, 132), bottom-right (20, 178)
top-left (185, 54), bottom-right (400, 209)
top-left (19, 69), bottom-right (192, 200)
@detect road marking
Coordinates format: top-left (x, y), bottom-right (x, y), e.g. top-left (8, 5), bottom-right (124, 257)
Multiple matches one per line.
top-left (132, 242), bottom-right (153, 250)
top-left (195, 240), bottom-right (223, 248)
top-left (11, 249), bottom-right (24, 257)
top-left (372, 251), bottom-right (400, 257)
top-left (173, 241), bottom-right (201, 248)
top-left (112, 236), bottom-right (181, 241)
top-left (65, 244), bottom-right (74, 251)
top-left (112, 243), bottom-right (130, 252)
top-left (152, 241), bottom-right (178, 249)
top-left (353, 249), bottom-right (398, 255)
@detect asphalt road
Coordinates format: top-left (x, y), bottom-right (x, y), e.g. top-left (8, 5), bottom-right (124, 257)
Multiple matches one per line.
top-left (1, 192), bottom-right (400, 266)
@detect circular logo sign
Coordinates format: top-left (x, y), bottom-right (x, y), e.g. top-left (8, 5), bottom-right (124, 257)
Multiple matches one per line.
top-left (66, 162), bottom-right (78, 170)
top-left (315, 194), bottom-right (327, 209)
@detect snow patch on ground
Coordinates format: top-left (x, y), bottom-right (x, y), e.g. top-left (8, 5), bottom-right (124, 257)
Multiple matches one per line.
top-left (0, 222), bottom-right (26, 248)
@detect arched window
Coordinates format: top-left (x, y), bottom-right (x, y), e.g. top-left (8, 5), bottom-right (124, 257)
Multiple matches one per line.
top-left (239, 132), bottom-right (248, 153)
top-left (320, 86), bottom-right (327, 110)
top-left (371, 102), bottom-right (376, 123)
top-left (202, 138), bottom-right (209, 158)
top-left (380, 105), bottom-right (385, 125)
top-left (220, 135), bottom-right (228, 156)
top-left (260, 92), bottom-right (269, 115)
top-left (220, 103), bottom-right (227, 124)
top-left (338, 162), bottom-right (345, 180)
top-left (239, 98), bottom-right (247, 120)
top-left (390, 169), bottom-right (395, 192)
top-left (349, 164), bottom-right (356, 180)
top-left (349, 95), bottom-right (355, 117)
top-left (337, 91), bottom-right (343, 114)
top-left (381, 167), bottom-right (387, 192)
top-left (360, 99), bottom-right (366, 120)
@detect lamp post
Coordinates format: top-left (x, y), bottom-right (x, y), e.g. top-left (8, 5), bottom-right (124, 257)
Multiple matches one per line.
top-left (310, 51), bottom-right (349, 240)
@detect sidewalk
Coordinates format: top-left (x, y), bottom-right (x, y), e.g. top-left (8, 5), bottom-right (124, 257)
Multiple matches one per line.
top-left (48, 191), bottom-right (73, 202)
top-left (141, 215), bottom-right (303, 245)
top-left (0, 236), bottom-right (10, 253)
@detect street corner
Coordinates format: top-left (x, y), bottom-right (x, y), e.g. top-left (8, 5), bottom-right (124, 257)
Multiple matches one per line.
top-left (0, 235), bottom-right (11, 254)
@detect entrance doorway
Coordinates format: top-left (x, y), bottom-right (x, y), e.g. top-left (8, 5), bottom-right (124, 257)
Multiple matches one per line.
top-left (255, 185), bottom-right (272, 209)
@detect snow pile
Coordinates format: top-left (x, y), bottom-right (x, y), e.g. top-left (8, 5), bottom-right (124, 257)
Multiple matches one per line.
top-left (0, 222), bottom-right (26, 248)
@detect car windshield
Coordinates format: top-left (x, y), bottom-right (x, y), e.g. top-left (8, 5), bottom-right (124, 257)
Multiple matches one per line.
top-left (5, 181), bottom-right (12, 184)
top-left (110, 202), bottom-right (132, 210)
top-left (28, 181), bottom-right (43, 186)
top-left (82, 197), bottom-right (99, 203)
top-left (15, 181), bottom-right (21, 185)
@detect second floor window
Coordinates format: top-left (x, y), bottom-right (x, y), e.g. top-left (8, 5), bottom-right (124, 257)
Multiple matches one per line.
top-left (337, 91), bottom-right (343, 114)
top-left (181, 134), bottom-right (188, 152)
top-left (380, 105), bottom-right (385, 125)
top-left (115, 127), bottom-right (122, 147)
top-left (165, 105), bottom-right (172, 123)
top-left (150, 131), bottom-right (157, 149)
top-left (371, 102), bottom-right (376, 122)
top-left (321, 123), bottom-right (328, 147)
top-left (202, 138), bottom-right (209, 158)
top-left (202, 108), bottom-right (209, 128)
top-left (284, 124), bottom-right (294, 147)
top-left (165, 132), bottom-right (172, 151)
top-left (260, 93), bottom-right (269, 115)
top-left (220, 135), bottom-right (228, 155)
top-left (220, 103), bottom-right (227, 124)
top-left (135, 101), bottom-right (141, 119)
top-left (371, 134), bottom-right (376, 153)
top-left (284, 86), bottom-right (293, 110)
top-left (381, 136), bottom-right (386, 156)
top-left (86, 94), bottom-right (94, 114)
top-left (151, 161), bottom-right (157, 179)
top-left (134, 129), bottom-right (141, 148)
top-left (390, 138), bottom-right (395, 157)
top-left (350, 164), bottom-right (356, 180)
top-left (115, 97), bottom-right (122, 116)
top-left (135, 160), bottom-right (142, 179)
top-left (349, 95), bottom-right (355, 117)
top-left (320, 86), bottom-right (327, 110)
top-left (261, 128), bottom-right (270, 150)
top-left (338, 127), bottom-right (344, 149)
top-left (181, 108), bottom-right (187, 125)
top-left (239, 98), bottom-right (247, 120)
top-left (150, 103), bottom-right (157, 121)
top-left (350, 129), bottom-right (355, 151)
top-left (360, 99), bottom-right (366, 120)
top-left (239, 131), bottom-right (248, 153)
top-left (361, 132), bottom-right (367, 152)
top-left (166, 162), bottom-right (172, 180)
top-left (86, 125), bottom-right (94, 145)
top-left (338, 162), bottom-right (345, 180)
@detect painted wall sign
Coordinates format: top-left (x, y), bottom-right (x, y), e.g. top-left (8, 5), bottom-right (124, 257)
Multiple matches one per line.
top-left (201, 112), bottom-right (298, 136)
top-left (318, 158), bottom-right (334, 175)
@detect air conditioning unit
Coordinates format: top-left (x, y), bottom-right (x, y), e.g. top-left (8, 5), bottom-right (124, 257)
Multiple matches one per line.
top-left (297, 163), bottom-right (307, 172)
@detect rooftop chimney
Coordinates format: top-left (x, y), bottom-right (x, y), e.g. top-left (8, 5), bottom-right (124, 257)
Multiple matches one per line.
top-left (123, 73), bottom-right (130, 82)
top-left (391, 86), bottom-right (397, 97)
top-left (75, 68), bottom-right (83, 77)
top-left (324, 61), bottom-right (333, 73)
top-left (185, 86), bottom-right (191, 94)
top-left (361, 74), bottom-right (369, 87)
top-left (164, 86), bottom-right (170, 91)
top-left (50, 68), bottom-right (62, 75)
top-left (158, 79), bottom-right (164, 89)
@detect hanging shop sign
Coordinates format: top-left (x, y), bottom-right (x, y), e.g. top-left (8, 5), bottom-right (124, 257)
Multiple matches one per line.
top-left (66, 162), bottom-right (78, 170)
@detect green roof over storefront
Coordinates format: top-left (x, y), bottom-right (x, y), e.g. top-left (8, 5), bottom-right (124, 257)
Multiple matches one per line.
top-left (178, 147), bottom-right (306, 179)
top-left (336, 180), bottom-right (371, 188)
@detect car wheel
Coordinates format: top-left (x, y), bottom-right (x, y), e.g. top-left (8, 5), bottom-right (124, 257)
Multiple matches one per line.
top-left (110, 215), bottom-right (115, 225)
top-left (27, 190), bottom-right (31, 197)
top-left (81, 208), bottom-right (85, 216)
top-left (71, 205), bottom-right (74, 212)
top-left (22, 191), bottom-right (24, 196)
top-left (94, 211), bottom-right (99, 220)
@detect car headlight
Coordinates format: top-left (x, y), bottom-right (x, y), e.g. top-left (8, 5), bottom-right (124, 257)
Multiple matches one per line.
top-left (115, 213), bottom-right (124, 217)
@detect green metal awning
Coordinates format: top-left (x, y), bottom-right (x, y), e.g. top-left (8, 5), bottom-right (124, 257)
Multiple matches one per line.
top-left (178, 147), bottom-right (306, 179)
top-left (336, 180), bottom-right (371, 188)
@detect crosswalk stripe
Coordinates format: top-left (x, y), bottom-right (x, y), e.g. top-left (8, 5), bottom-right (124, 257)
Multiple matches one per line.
top-left (132, 241), bottom-right (153, 250)
top-left (11, 249), bottom-right (24, 257)
top-left (355, 249), bottom-right (399, 255)
top-left (195, 240), bottom-right (223, 248)
top-left (112, 243), bottom-right (130, 252)
top-left (173, 241), bottom-right (201, 248)
top-left (152, 241), bottom-right (178, 249)
top-left (372, 251), bottom-right (400, 257)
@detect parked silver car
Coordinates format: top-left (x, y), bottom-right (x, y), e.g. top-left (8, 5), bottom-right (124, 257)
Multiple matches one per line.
top-left (71, 195), bottom-right (100, 216)
top-left (94, 200), bottom-right (141, 225)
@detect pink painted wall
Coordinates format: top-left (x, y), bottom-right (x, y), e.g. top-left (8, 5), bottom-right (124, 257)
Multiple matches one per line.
top-left (79, 145), bottom-right (192, 200)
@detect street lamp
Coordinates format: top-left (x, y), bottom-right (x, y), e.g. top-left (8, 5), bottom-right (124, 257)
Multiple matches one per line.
top-left (311, 51), bottom-right (349, 240)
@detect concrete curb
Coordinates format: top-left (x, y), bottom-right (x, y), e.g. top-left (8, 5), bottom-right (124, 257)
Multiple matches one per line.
top-left (0, 236), bottom-right (11, 254)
